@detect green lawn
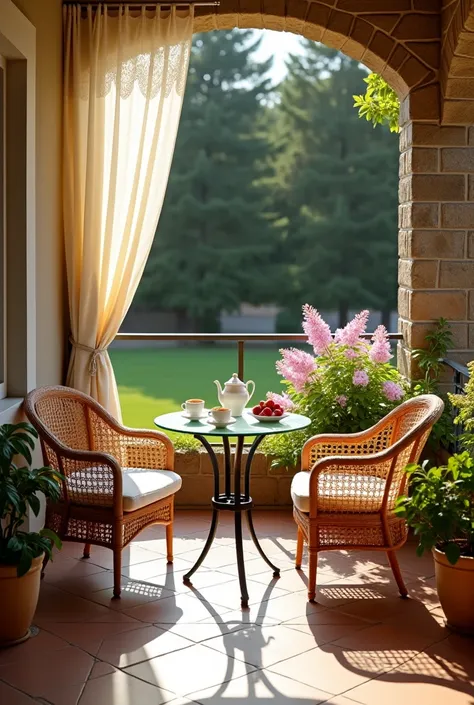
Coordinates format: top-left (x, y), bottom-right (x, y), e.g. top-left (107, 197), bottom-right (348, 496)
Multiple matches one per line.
top-left (110, 345), bottom-right (284, 430)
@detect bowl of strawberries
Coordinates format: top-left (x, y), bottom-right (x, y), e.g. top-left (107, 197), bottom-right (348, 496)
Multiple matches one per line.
top-left (248, 399), bottom-right (288, 422)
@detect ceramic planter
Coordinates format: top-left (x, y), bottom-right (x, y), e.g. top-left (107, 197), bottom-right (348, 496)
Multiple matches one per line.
top-left (433, 547), bottom-right (474, 634)
top-left (0, 554), bottom-right (43, 647)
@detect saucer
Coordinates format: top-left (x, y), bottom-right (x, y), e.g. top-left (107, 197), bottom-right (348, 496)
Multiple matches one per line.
top-left (181, 410), bottom-right (208, 420)
top-left (207, 416), bottom-right (236, 428)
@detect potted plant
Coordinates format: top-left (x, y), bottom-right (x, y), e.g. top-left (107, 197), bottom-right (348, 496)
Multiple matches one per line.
top-left (395, 451), bottom-right (474, 633)
top-left (0, 422), bottom-right (62, 647)
top-left (263, 306), bottom-right (408, 468)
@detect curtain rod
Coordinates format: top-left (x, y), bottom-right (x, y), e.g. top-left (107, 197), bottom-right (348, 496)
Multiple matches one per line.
top-left (63, 1), bottom-right (220, 7)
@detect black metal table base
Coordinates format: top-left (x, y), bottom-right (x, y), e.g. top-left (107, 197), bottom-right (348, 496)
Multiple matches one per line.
top-left (183, 433), bottom-right (280, 608)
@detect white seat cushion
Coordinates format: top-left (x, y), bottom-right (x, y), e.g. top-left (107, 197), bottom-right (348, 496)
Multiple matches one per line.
top-left (291, 471), bottom-right (385, 514)
top-left (122, 468), bottom-right (182, 512)
top-left (68, 466), bottom-right (182, 512)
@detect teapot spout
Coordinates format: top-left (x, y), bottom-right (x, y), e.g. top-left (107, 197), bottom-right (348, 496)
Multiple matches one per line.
top-left (214, 380), bottom-right (223, 403)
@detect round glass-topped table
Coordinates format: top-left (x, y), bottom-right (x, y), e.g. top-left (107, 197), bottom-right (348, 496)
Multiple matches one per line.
top-left (155, 410), bottom-right (311, 607)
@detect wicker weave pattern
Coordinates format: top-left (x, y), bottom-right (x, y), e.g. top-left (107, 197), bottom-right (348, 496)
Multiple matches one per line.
top-left (24, 386), bottom-right (178, 598)
top-left (293, 395), bottom-right (444, 601)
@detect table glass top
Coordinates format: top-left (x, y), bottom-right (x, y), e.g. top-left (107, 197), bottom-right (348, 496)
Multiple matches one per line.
top-left (154, 410), bottom-right (311, 437)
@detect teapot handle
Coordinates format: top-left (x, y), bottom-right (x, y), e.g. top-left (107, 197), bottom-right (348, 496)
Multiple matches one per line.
top-left (246, 380), bottom-right (255, 402)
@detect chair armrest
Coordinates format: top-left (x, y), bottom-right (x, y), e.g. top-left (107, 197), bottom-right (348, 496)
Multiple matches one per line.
top-left (51, 442), bottom-right (123, 511)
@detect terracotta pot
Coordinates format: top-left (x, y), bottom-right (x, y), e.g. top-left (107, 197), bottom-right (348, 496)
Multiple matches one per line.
top-left (0, 554), bottom-right (43, 647)
top-left (433, 547), bottom-right (474, 634)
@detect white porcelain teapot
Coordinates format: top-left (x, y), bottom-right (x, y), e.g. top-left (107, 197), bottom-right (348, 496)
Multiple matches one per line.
top-left (214, 373), bottom-right (255, 417)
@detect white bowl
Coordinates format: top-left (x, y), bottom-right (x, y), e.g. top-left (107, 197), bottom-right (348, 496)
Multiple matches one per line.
top-left (248, 411), bottom-right (288, 423)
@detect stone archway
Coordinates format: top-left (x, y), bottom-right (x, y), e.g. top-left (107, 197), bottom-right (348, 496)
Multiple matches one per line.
top-left (193, 1), bottom-right (474, 376)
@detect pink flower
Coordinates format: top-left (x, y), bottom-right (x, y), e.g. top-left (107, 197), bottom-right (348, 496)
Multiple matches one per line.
top-left (266, 391), bottom-right (295, 411)
top-left (336, 395), bottom-right (347, 408)
top-left (302, 304), bottom-right (332, 355)
top-left (335, 310), bottom-right (370, 347)
top-left (276, 348), bottom-right (316, 392)
top-left (353, 369), bottom-right (369, 387)
top-left (383, 381), bottom-right (404, 402)
top-left (344, 348), bottom-right (358, 360)
top-left (369, 325), bottom-right (393, 364)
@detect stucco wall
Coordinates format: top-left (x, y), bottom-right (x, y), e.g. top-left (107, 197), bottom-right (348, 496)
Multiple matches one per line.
top-left (12, 0), bottom-right (65, 390)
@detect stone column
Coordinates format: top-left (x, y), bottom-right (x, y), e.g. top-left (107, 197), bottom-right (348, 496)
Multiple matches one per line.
top-left (398, 119), bottom-right (474, 378)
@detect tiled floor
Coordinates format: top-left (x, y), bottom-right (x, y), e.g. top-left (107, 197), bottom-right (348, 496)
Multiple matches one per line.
top-left (1, 509), bottom-right (473, 705)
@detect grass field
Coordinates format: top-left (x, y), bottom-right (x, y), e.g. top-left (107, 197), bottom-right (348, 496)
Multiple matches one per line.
top-left (110, 345), bottom-right (284, 430)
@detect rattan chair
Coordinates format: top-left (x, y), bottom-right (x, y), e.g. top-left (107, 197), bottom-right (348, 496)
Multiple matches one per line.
top-left (24, 386), bottom-right (180, 598)
top-left (291, 394), bottom-right (444, 602)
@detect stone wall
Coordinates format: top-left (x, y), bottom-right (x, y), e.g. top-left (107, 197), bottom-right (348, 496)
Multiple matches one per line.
top-left (174, 449), bottom-right (298, 508)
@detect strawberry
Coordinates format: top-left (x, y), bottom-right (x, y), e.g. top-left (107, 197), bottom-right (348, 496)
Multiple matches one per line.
top-left (259, 400), bottom-right (265, 407)
top-left (273, 408), bottom-right (283, 416)
top-left (252, 405), bottom-right (261, 415)
top-left (265, 399), bottom-right (275, 409)
top-left (261, 407), bottom-right (273, 416)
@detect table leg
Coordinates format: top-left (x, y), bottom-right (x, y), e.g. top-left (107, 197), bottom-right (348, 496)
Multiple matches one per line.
top-left (245, 435), bottom-right (280, 577)
top-left (183, 434), bottom-right (221, 583)
top-left (233, 436), bottom-right (249, 608)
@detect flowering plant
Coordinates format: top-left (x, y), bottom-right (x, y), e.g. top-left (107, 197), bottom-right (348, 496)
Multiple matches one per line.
top-left (263, 306), bottom-right (408, 468)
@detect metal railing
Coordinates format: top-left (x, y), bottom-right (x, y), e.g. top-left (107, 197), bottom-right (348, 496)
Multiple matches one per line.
top-left (114, 331), bottom-right (404, 381)
top-left (443, 358), bottom-right (470, 454)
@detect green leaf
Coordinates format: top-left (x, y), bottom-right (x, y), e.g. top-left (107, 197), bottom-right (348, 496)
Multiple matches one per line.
top-left (444, 542), bottom-right (461, 566)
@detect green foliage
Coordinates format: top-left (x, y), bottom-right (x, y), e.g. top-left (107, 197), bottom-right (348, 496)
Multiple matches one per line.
top-left (268, 45), bottom-right (399, 326)
top-left (449, 360), bottom-right (474, 455)
top-left (395, 453), bottom-right (474, 563)
top-left (353, 73), bottom-right (400, 133)
top-left (173, 434), bottom-right (201, 453)
top-left (136, 31), bottom-right (280, 331)
top-left (411, 318), bottom-right (455, 451)
top-left (0, 423), bottom-right (63, 576)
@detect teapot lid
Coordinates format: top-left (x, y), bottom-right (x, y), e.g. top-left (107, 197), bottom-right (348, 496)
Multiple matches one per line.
top-left (225, 372), bottom-right (245, 387)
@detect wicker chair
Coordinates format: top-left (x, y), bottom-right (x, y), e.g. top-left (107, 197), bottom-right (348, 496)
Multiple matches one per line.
top-left (291, 394), bottom-right (444, 602)
top-left (24, 386), bottom-right (180, 598)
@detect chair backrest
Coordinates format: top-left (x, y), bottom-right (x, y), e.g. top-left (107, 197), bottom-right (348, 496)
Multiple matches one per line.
top-left (25, 386), bottom-right (93, 452)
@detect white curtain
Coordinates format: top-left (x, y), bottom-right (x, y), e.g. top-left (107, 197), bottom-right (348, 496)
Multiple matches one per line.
top-left (63, 4), bottom-right (193, 420)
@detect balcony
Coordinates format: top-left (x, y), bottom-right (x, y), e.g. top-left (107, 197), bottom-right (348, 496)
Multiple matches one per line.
top-left (2, 508), bottom-right (472, 705)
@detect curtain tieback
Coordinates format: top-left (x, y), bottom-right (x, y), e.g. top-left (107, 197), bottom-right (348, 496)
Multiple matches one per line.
top-left (69, 337), bottom-right (108, 377)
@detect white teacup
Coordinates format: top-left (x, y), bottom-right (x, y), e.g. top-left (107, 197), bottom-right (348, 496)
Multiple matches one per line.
top-left (209, 406), bottom-right (232, 426)
top-left (182, 399), bottom-right (205, 419)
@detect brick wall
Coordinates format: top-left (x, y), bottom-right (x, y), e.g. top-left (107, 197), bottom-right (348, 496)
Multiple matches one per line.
top-left (398, 120), bottom-right (474, 375)
top-left (174, 449), bottom-right (298, 507)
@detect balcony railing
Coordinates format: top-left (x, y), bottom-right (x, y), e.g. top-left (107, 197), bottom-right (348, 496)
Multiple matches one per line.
top-left (443, 358), bottom-right (470, 454)
top-left (114, 331), bottom-right (404, 381)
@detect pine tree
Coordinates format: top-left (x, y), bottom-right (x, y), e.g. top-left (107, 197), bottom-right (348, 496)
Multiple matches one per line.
top-left (135, 30), bottom-right (278, 332)
top-left (270, 43), bottom-right (399, 328)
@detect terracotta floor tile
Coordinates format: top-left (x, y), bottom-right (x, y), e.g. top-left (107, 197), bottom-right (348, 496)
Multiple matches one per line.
top-left (86, 544), bottom-right (166, 570)
top-left (123, 591), bottom-right (230, 624)
top-left (122, 556), bottom-right (194, 581)
top-left (337, 593), bottom-right (435, 624)
top-left (346, 639), bottom-right (474, 705)
top-left (43, 555), bottom-right (106, 582)
top-left (97, 624), bottom-right (193, 667)
top-left (0, 645), bottom-right (94, 705)
top-left (0, 629), bottom-right (68, 665)
top-left (188, 668), bottom-right (334, 704)
top-left (283, 609), bottom-right (370, 628)
top-left (38, 620), bottom-right (143, 654)
top-left (203, 624), bottom-right (324, 668)
top-left (198, 605), bottom-right (280, 626)
top-left (125, 642), bottom-right (255, 696)
top-left (334, 622), bottom-right (447, 656)
top-left (88, 581), bottom-right (175, 610)
top-left (179, 545), bottom-right (258, 569)
top-left (264, 591), bottom-right (329, 622)
top-left (0, 681), bottom-right (38, 705)
top-left (145, 566), bottom-right (236, 594)
top-left (46, 569), bottom-right (117, 597)
top-left (88, 660), bottom-right (117, 679)
top-left (194, 578), bottom-right (288, 609)
top-left (155, 622), bottom-right (246, 643)
top-left (252, 565), bottom-right (342, 592)
top-left (34, 584), bottom-right (137, 625)
top-left (267, 643), bottom-right (393, 695)
top-left (79, 669), bottom-right (176, 705)
top-left (284, 622), bottom-right (369, 645)
top-left (218, 556), bottom-right (289, 578)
